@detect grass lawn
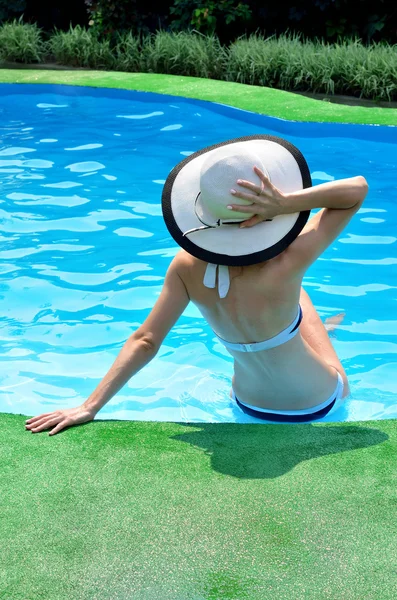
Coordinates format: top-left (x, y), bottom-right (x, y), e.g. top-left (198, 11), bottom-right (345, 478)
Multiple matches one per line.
top-left (2, 415), bottom-right (397, 599)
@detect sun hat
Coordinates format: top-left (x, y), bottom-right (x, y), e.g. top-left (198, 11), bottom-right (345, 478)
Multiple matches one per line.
top-left (162, 134), bottom-right (312, 297)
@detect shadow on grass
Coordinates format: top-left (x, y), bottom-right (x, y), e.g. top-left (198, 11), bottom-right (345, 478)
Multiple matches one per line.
top-left (170, 422), bottom-right (389, 479)
top-left (16, 413), bottom-right (390, 480)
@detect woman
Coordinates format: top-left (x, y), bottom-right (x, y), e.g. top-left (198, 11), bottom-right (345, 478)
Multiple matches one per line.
top-left (25, 135), bottom-right (368, 435)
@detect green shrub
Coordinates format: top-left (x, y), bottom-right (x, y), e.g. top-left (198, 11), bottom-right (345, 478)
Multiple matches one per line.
top-left (49, 25), bottom-right (115, 69)
top-left (143, 31), bottom-right (226, 79)
top-left (84, 0), bottom-right (168, 38)
top-left (226, 34), bottom-right (397, 101)
top-left (0, 19), bottom-right (395, 102)
top-left (0, 0), bottom-right (26, 24)
top-left (113, 31), bottom-right (143, 72)
top-left (330, 40), bottom-right (397, 101)
top-left (0, 19), bottom-right (45, 62)
top-left (226, 34), bottom-right (284, 88)
top-left (169, 0), bottom-right (251, 36)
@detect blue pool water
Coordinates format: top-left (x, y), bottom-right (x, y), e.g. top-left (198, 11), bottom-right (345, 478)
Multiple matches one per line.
top-left (0, 84), bottom-right (396, 424)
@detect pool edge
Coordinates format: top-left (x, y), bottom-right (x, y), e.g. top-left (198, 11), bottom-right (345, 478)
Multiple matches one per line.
top-left (0, 69), bottom-right (396, 127)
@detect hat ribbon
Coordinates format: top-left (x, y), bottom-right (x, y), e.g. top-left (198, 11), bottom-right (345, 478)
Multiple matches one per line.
top-left (182, 193), bottom-right (272, 237)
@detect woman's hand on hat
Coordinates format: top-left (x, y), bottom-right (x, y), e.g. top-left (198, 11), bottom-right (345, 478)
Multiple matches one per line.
top-left (229, 166), bottom-right (286, 228)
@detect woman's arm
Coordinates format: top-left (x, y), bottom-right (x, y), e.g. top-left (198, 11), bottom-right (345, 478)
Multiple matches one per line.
top-left (82, 258), bottom-right (190, 416)
top-left (282, 176), bottom-right (369, 273)
top-left (25, 256), bottom-right (190, 435)
top-left (228, 167), bottom-right (368, 225)
top-left (81, 334), bottom-right (159, 416)
top-left (281, 176), bottom-right (368, 213)
top-left (228, 167), bottom-right (369, 272)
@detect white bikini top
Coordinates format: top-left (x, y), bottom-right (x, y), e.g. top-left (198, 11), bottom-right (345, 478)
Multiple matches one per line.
top-left (203, 263), bottom-right (230, 298)
top-left (203, 262), bottom-right (303, 350)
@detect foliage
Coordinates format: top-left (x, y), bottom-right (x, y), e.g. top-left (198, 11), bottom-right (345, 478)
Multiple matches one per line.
top-left (49, 25), bottom-right (115, 69)
top-left (226, 34), bottom-right (397, 101)
top-left (84, 0), bottom-right (168, 38)
top-left (113, 31), bottom-right (143, 72)
top-left (0, 0), bottom-right (26, 24)
top-left (0, 18), bottom-right (45, 62)
top-left (170, 0), bottom-right (251, 35)
top-left (1, 19), bottom-right (396, 101)
top-left (1, 0), bottom-right (395, 46)
top-left (143, 31), bottom-right (226, 79)
top-left (312, 0), bottom-right (389, 41)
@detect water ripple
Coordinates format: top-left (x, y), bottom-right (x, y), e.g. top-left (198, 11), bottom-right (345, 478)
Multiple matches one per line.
top-left (65, 144), bottom-right (103, 151)
top-left (7, 193), bottom-right (89, 207)
top-left (160, 124), bottom-right (183, 131)
top-left (0, 146), bottom-right (36, 156)
top-left (116, 111), bottom-right (163, 119)
top-left (66, 161), bottom-right (105, 172)
top-left (114, 227), bottom-right (153, 238)
top-left (37, 103), bottom-right (68, 108)
top-left (0, 88), bottom-right (396, 423)
top-left (24, 159), bottom-right (53, 168)
top-left (41, 181), bottom-right (82, 189)
top-left (339, 233), bottom-right (396, 244)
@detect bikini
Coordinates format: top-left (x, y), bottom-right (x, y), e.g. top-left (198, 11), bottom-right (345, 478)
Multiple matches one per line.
top-left (204, 263), bottom-right (344, 422)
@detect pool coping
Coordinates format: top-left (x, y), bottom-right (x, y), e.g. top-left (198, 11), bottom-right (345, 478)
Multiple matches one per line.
top-left (0, 69), bottom-right (396, 127)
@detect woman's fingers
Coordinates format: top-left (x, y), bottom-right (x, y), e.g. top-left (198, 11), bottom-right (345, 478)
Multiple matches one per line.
top-left (253, 166), bottom-right (271, 186)
top-left (49, 422), bottom-right (68, 436)
top-left (239, 214), bottom-right (265, 228)
top-left (28, 417), bottom-right (60, 432)
top-left (228, 203), bottom-right (259, 214)
top-left (236, 178), bottom-right (261, 195)
top-left (230, 188), bottom-right (260, 202)
top-left (26, 418), bottom-right (51, 429)
top-left (230, 189), bottom-right (255, 202)
top-left (236, 167), bottom-right (271, 192)
top-left (25, 413), bottom-right (53, 424)
top-left (26, 406), bottom-right (95, 436)
top-left (26, 414), bottom-right (57, 429)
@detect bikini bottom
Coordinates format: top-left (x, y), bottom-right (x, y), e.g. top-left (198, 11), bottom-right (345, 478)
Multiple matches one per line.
top-left (233, 372), bottom-right (344, 423)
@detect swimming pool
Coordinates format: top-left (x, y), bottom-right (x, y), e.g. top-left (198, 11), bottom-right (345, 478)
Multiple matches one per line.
top-left (0, 83), bottom-right (396, 424)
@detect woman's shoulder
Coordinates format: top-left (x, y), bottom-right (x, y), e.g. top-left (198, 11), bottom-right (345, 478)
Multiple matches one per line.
top-left (172, 249), bottom-right (203, 271)
top-left (169, 251), bottom-right (207, 290)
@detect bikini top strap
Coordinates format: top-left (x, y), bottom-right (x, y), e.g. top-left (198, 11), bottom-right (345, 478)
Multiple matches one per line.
top-left (214, 305), bottom-right (303, 352)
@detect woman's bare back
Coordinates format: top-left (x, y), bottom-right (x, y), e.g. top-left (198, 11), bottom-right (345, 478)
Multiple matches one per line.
top-left (177, 249), bottom-right (342, 411)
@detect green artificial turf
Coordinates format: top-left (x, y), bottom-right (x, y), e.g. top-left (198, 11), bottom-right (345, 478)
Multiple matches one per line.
top-left (1, 69), bottom-right (397, 599)
top-left (2, 414), bottom-right (397, 599)
top-left (0, 69), bottom-right (396, 126)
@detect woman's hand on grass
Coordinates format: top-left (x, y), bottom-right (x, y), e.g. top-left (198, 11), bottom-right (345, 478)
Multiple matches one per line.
top-left (25, 405), bottom-right (96, 436)
top-left (229, 166), bottom-right (286, 227)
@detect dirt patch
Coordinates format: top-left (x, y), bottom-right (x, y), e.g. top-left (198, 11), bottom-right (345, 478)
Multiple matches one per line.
top-left (296, 90), bottom-right (397, 109)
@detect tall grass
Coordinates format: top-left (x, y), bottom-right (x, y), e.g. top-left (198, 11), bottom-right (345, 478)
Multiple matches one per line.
top-left (331, 40), bottom-right (397, 100)
top-left (0, 19), bottom-right (45, 63)
top-left (226, 34), bottom-right (397, 101)
top-left (49, 26), bottom-right (115, 69)
top-left (143, 31), bottom-right (227, 79)
top-left (114, 32), bottom-right (143, 72)
top-left (0, 21), bottom-right (396, 101)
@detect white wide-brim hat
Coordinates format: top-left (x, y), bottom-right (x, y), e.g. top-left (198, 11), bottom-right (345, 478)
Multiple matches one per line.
top-left (162, 135), bottom-right (311, 267)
